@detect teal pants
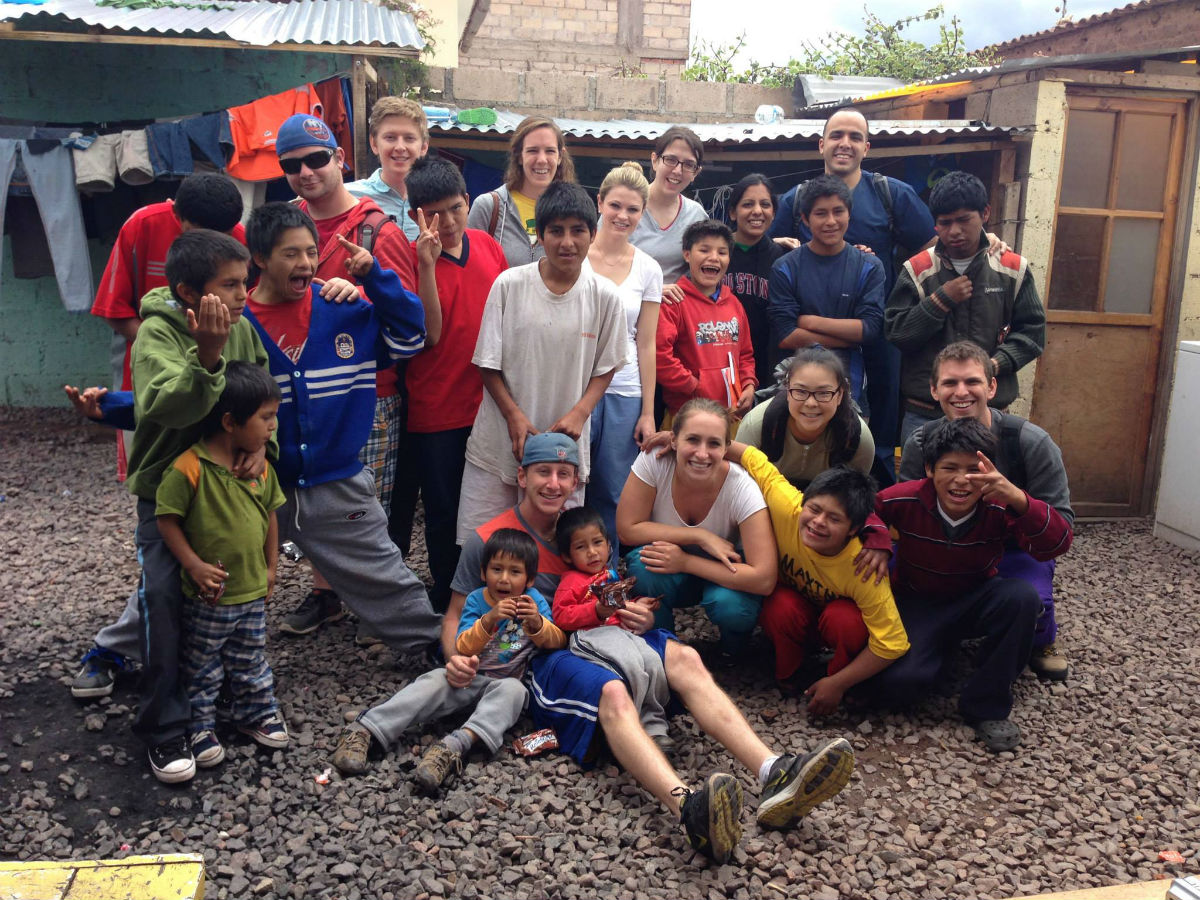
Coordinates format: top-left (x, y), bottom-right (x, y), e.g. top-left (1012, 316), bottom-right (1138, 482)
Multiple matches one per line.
top-left (625, 547), bottom-right (763, 656)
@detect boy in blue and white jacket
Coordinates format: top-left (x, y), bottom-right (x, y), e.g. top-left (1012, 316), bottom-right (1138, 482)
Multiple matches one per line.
top-left (243, 202), bottom-right (441, 655)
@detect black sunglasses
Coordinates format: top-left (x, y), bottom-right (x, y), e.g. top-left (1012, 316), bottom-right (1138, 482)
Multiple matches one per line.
top-left (279, 149), bottom-right (335, 175)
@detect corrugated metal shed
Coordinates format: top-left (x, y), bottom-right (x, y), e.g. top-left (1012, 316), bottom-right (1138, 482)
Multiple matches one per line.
top-left (0, 0), bottom-right (423, 50)
top-left (430, 111), bottom-right (1023, 143)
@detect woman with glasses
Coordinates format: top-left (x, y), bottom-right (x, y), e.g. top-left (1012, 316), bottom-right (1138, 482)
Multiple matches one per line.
top-left (467, 116), bottom-right (577, 267)
top-left (734, 347), bottom-right (874, 490)
top-left (632, 126), bottom-right (708, 283)
top-left (585, 162), bottom-right (664, 552)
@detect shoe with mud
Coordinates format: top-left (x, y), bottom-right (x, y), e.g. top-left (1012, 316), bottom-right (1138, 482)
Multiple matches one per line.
top-left (279, 589), bottom-right (345, 636)
top-left (70, 647), bottom-right (127, 699)
top-left (674, 772), bottom-right (744, 864)
top-left (1029, 642), bottom-right (1069, 682)
top-left (413, 741), bottom-right (463, 795)
top-left (148, 735), bottom-right (196, 784)
top-left (332, 724), bottom-right (374, 776)
top-left (756, 737), bottom-right (855, 829)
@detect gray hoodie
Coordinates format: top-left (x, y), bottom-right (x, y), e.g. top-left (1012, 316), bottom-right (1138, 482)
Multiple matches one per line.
top-left (467, 185), bottom-right (545, 268)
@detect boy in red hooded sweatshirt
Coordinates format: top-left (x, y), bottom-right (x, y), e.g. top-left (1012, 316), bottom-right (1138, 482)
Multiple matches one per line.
top-left (656, 220), bottom-right (757, 427)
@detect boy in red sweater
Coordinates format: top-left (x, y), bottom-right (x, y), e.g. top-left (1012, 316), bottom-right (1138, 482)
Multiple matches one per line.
top-left (872, 417), bottom-right (1072, 753)
top-left (656, 220), bottom-right (757, 424)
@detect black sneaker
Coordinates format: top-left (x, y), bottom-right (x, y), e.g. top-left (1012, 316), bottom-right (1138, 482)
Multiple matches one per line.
top-left (148, 735), bottom-right (196, 784)
top-left (70, 647), bottom-right (127, 699)
top-left (756, 737), bottom-right (855, 829)
top-left (674, 773), bottom-right (744, 864)
top-left (279, 589), bottom-right (345, 636)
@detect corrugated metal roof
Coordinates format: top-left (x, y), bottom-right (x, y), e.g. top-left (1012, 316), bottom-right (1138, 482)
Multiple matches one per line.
top-left (991, 0), bottom-right (1181, 52)
top-left (0, 0), bottom-right (423, 49)
top-left (429, 110), bottom-right (1022, 142)
top-left (793, 75), bottom-right (906, 108)
top-left (801, 45), bottom-right (1200, 108)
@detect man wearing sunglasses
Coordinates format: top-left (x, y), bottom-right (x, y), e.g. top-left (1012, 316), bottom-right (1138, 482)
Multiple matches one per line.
top-left (273, 114), bottom-right (431, 639)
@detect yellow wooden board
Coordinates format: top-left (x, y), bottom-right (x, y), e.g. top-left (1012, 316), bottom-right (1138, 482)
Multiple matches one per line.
top-left (1020, 879), bottom-right (1171, 900)
top-left (0, 854), bottom-right (205, 900)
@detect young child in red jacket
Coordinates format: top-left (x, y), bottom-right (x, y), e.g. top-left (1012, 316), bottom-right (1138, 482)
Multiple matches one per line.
top-left (655, 220), bottom-right (758, 426)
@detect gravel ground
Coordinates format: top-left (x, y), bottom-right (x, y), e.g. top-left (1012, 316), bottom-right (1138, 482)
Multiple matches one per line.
top-left (1, 407), bottom-right (1198, 900)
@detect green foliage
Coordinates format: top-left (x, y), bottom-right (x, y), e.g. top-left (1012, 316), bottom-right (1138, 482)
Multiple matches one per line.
top-left (377, 0), bottom-right (440, 95)
top-left (682, 5), bottom-right (998, 88)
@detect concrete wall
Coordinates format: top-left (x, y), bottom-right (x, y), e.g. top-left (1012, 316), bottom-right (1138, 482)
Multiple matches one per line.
top-left (1, 237), bottom-right (112, 407)
top-left (427, 66), bottom-right (792, 121)
top-left (1177, 151), bottom-right (1200, 343)
top-left (457, 0), bottom-right (691, 76)
top-left (994, 0), bottom-right (1200, 59)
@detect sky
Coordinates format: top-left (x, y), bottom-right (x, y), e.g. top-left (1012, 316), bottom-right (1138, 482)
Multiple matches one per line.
top-left (688, 0), bottom-right (1128, 67)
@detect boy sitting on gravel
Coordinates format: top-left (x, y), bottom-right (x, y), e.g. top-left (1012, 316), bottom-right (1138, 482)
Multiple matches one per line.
top-left (871, 417), bottom-right (1072, 752)
top-left (331, 528), bottom-right (565, 793)
top-left (156, 362), bottom-right (289, 766)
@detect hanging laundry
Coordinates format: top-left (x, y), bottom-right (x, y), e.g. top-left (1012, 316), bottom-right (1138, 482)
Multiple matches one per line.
top-left (227, 84), bottom-right (323, 182)
top-left (146, 122), bottom-right (194, 178)
top-left (315, 78), bottom-right (353, 173)
top-left (72, 130), bottom-right (154, 192)
top-left (0, 139), bottom-right (93, 311)
top-left (181, 112), bottom-right (234, 170)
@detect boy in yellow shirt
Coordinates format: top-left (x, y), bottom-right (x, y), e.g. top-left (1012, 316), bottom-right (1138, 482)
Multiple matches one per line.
top-left (727, 442), bottom-right (909, 714)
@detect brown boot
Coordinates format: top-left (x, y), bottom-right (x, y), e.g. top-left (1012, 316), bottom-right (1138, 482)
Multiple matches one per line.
top-left (1029, 642), bottom-right (1069, 682)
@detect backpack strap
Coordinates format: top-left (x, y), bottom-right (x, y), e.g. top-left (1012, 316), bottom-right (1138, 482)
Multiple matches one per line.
top-left (999, 414), bottom-right (1027, 489)
top-left (789, 180), bottom-right (810, 238)
top-left (354, 209), bottom-right (395, 256)
top-left (486, 190), bottom-right (501, 239)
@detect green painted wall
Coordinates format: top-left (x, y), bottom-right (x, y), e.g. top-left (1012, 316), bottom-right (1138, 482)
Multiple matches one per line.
top-left (1, 236), bottom-right (113, 406)
top-left (0, 44), bottom-right (355, 406)
top-left (0, 43), bottom-right (346, 122)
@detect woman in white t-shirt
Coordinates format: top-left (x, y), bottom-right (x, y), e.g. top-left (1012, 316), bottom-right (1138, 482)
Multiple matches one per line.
top-left (586, 162), bottom-right (665, 550)
top-left (631, 126), bottom-right (709, 283)
top-left (616, 398), bottom-right (777, 658)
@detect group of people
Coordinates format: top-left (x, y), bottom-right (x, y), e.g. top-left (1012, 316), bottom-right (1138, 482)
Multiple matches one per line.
top-left (63, 99), bottom-right (1075, 865)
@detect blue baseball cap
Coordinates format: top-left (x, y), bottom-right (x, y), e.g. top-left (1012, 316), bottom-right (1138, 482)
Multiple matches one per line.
top-left (275, 114), bottom-right (338, 156)
top-left (520, 433), bottom-right (580, 468)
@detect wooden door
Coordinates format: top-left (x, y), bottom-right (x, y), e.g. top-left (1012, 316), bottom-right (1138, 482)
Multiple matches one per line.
top-left (1032, 92), bottom-right (1189, 517)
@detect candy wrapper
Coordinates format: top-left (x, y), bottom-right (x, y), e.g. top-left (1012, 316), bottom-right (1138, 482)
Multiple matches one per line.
top-left (590, 576), bottom-right (638, 611)
top-left (512, 728), bottom-right (559, 757)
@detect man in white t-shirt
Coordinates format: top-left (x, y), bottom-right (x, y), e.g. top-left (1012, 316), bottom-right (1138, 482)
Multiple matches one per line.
top-left (456, 182), bottom-right (628, 543)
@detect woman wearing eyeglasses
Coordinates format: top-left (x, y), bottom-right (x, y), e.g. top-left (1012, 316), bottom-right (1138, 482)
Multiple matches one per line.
top-left (467, 116), bottom-right (578, 267)
top-left (734, 347), bottom-right (874, 490)
top-left (632, 126), bottom-right (709, 283)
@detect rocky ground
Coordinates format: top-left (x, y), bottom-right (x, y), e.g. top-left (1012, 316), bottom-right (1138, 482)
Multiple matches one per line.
top-left (1, 407), bottom-right (1198, 900)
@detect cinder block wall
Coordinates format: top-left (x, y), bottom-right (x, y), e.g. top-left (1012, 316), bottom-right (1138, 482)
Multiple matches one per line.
top-left (428, 68), bottom-right (793, 123)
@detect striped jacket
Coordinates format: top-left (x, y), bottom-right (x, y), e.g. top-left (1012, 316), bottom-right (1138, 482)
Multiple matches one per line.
top-left (876, 477), bottom-right (1072, 601)
top-left (245, 259), bottom-right (424, 489)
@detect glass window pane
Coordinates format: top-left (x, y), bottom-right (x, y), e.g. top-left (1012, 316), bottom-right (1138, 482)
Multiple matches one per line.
top-left (1060, 110), bottom-right (1115, 209)
top-left (1115, 113), bottom-right (1171, 212)
top-left (1103, 218), bottom-right (1160, 314)
top-left (1049, 214), bottom-right (1106, 311)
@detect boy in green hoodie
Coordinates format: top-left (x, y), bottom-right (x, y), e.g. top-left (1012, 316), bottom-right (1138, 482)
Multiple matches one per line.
top-left (126, 230), bottom-right (355, 783)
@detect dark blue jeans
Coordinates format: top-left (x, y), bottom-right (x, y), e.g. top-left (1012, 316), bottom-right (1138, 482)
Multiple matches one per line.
top-left (865, 340), bottom-right (901, 487)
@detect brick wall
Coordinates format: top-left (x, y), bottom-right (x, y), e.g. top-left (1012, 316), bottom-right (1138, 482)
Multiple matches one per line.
top-left (993, 0), bottom-right (1200, 58)
top-left (459, 0), bottom-right (692, 77)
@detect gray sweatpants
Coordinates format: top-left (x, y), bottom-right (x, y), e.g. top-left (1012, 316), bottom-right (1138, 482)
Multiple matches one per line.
top-left (359, 669), bottom-right (527, 754)
top-left (92, 467), bottom-right (441, 660)
top-left (570, 626), bottom-right (669, 738)
top-left (277, 468), bottom-right (441, 654)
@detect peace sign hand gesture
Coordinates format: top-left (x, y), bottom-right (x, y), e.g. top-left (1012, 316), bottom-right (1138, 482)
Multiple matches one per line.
top-left (337, 234), bottom-right (374, 279)
top-left (966, 451), bottom-right (1028, 514)
top-left (415, 209), bottom-right (442, 269)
